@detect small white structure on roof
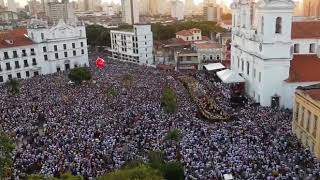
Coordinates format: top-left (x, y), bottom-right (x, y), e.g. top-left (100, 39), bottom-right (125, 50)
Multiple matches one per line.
top-left (204, 63), bottom-right (225, 71)
top-left (217, 69), bottom-right (245, 84)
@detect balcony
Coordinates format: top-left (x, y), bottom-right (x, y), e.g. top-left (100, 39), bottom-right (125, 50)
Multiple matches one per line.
top-left (22, 53), bottom-right (27, 57)
top-left (15, 65), bottom-right (20, 69)
top-left (31, 52), bottom-right (36, 56)
top-left (32, 62), bottom-right (37, 66)
top-left (24, 63), bottom-right (29, 67)
top-left (4, 56), bottom-right (10, 60)
top-left (6, 67), bottom-right (11, 70)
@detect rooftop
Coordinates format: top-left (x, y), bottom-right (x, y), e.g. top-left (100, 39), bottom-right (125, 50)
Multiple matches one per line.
top-left (194, 42), bottom-right (222, 49)
top-left (0, 28), bottom-right (34, 49)
top-left (176, 28), bottom-right (201, 36)
top-left (286, 55), bottom-right (320, 83)
top-left (292, 21), bottom-right (320, 39)
top-left (297, 84), bottom-right (320, 102)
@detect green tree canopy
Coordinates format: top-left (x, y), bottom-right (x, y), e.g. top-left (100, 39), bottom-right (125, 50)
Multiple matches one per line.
top-left (6, 78), bottom-right (20, 94)
top-left (28, 172), bottom-right (83, 180)
top-left (98, 164), bottom-right (163, 180)
top-left (0, 131), bottom-right (15, 179)
top-left (162, 162), bottom-right (184, 180)
top-left (68, 67), bottom-right (92, 84)
top-left (161, 87), bottom-right (177, 113)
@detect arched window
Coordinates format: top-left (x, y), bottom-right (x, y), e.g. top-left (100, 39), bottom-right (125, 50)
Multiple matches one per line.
top-left (261, 16), bottom-right (264, 34)
top-left (275, 17), bottom-right (282, 34)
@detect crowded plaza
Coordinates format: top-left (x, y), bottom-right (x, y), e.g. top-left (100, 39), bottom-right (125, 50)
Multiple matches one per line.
top-left (0, 51), bottom-right (320, 179)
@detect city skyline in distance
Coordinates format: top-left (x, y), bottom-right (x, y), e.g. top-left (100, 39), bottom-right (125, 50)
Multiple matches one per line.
top-left (15, 0), bottom-right (234, 7)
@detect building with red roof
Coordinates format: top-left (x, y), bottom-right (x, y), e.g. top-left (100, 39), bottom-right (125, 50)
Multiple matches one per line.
top-left (0, 20), bottom-right (89, 83)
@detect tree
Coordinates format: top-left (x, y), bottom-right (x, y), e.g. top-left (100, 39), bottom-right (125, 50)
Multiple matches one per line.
top-left (28, 172), bottom-right (83, 180)
top-left (98, 164), bottom-right (163, 180)
top-left (68, 67), bottom-right (92, 84)
top-left (0, 131), bottom-right (15, 179)
top-left (162, 162), bottom-right (184, 180)
top-left (161, 87), bottom-right (177, 113)
top-left (165, 129), bottom-right (182, 161)
top-left (6, 78), bottom-right (19, 94)
top-left (148, 151), bottom-right (165, 170)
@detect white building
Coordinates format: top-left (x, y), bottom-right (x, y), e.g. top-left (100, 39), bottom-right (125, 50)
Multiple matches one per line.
top-left (0, 0), bottom-right (4, 8)
top-left (176, 28), bottom-right (202, 42)
top-left (203, 3), bottom-right (222, 22)
top-left (7, 0), bottom-right (17, 12)
top-left (0, 20), bottom-right (89, 83)
top-left (47, 1), bottom-right (77, 24)
top-left (171, 0), bottom-right (184, 20)
top-left (110, 24), bottom-right (153, 65)
top-left (121, 0), bottom-right (139, 25)
top-left (230, 0), bottom-right (320, 109)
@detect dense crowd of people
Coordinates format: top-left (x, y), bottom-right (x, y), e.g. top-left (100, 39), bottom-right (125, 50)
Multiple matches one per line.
top-left (0, 52), bottom-right (320, 179)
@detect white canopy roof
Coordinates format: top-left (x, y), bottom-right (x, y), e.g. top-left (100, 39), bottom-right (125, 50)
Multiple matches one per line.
top-left (204, 63), bottom-right (225, 71)
top-left (217, 69), bottom-right (245, 83)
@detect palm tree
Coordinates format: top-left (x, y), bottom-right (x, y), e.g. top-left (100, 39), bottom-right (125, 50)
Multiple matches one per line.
top-left (165, 129), bottom-right (182, 161)
top-left (6, 78), bottom-right (19, 95)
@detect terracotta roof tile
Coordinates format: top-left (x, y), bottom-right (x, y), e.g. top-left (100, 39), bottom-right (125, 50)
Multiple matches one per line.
top-left (287, 55), bottom-right (320, 83)
top-left (305, 89), bottom-right (320, 101)
top-left (292, 21), bottom-right (320, 39)
top-left (176, 28), bottom-right (201, 36)
top-left (195, 42), bottom-right (222, 49)
top-left (0, 28), bottom-right (34, 49)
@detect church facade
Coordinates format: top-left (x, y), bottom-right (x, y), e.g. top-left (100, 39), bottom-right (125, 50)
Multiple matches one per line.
top-left (230, 0), bottom-right (320, 109)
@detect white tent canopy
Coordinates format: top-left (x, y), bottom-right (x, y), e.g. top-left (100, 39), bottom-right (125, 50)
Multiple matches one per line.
top-left (204, 63), bottom-right (225, 71)
top-left (217, 69), bottom-right (245, 83)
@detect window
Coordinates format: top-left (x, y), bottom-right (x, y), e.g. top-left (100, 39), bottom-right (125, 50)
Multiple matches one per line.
top-left (241, 60), bottom-right (244, 72)
top-left (31, 48), bottom-right (35, 55)
top-left (22, 50), bottom-right (27, 56)
top-left (300, 107), bottom-right (305, 127)
top-left (275, 17), bottom-right (282, 34)
top-left (81, 42), bottom-right (84, 47)
top-left (295, 103), bottom-right (300, 122)
top-left (41, 33), bottom-right (44, 40)
top-left (44, 55), bottom-right (48, 61)
top-left (0, 76), bottom-right (3, 82)
top-left (313, 115), bottom-right (318, 138)
top-left (26, 71), bottom-right (30, 77)
top-left (237, 58), bottom-right (240, 69)
top-left (261, 16), bottom-right (264, 34)
top-left (294, 44), bottom-right (299, 53)
top-left (24, 60), bottom-right (28, 67)
top-left (8, 74), bottom-right (12, 80)
top-left (6, 62), bottom-right (11, 70)
top-left (306, 111), bottom-right (311, 132)
top-left (187, 37), bottom-right (189, 41)
top-left (210, 55), bottom-right (213, 60)
top-left (259, 72), bottom-right (261, 82)
top-left (203, 55), bottom-right (206, 60)
top-left (55, 53), bottom-right (59, 59)
top-left (197, 36), bottom-right (199, 40)
top-left (246, 61), bottom-right (250, 75)
top-left (73, 50), bottom-right (76, 56)
top-left (217, 55), bottom-right (220, 60)
top-left (13, 51), bottom-right (18, 58)
top-left (4, 52), bottom-right (9, 59)
top-left (43, 46), bottom-right (47, 52)
top-left (56, 67), bottom-right (61, 72)
top-left (64, 52), bottom-right (68, 58)
top-left (63, 44), bottom-right (67, 50)
top-left (54, 45), bottom-right (58, 51)
top-left (32, 58), bottom-right (37, 66)
top-left (81, 49), bottom-right (84, 54)
top-left (253, 68), bottom-right (256, 78)
top-left (34, 71), bottom-right (39, 76)
top-left (0, 64), bottom-right (2, 71)
top-left (16, 72), bottom-right (21, 79)
top-left (309, 43), bottom-right (316, 53)
top-left (15, 61), bottom-right (20, 69)
top-left (72, 43), bottom-right (75, 48)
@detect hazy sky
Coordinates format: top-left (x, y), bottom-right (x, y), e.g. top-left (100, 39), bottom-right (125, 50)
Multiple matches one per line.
top-left (15, 0), bottom-right (234, 7)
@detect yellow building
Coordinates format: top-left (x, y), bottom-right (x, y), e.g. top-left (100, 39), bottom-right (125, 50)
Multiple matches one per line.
top-left (292, 84), bottom-right (320, 159)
